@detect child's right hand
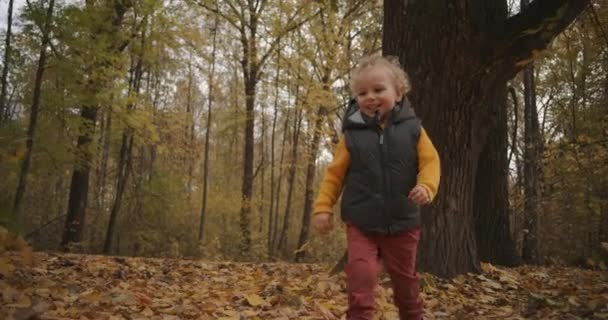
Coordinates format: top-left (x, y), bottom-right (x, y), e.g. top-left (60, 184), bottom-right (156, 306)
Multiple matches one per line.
top-left (313, 212), bottom-right (334, 235)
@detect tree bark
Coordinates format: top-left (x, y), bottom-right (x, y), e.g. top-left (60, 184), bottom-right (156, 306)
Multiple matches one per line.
top-left (12, 0), bottom-right (55, 218)
top-left (277, 108), bottom-right (302, 253)
top-left (199, 15), bottom-right (219, 242)
top-left (61, 105), bottom-right (98, 249)
top-left (96, 109), bottom-right (112, 214)
top-left (383, 0), bottom-right (589, 277)
top-left (267, 44), bottom-right (281, 253)
top-left (0, 0), bottom-right (14, 123)
top-left (520, 0), bottom-right (542, 263)
top-left (103, 131), bottom-right (134, 254)
top-left (270, 108), bottom-right (290, 254)
top-left (295, 84), bottom-right (329, 262)
top-left (474, 86), bottom-right (522, 267)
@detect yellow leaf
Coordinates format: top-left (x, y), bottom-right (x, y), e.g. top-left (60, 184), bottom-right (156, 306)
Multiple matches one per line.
top-left (245, 294), bottom-right (267, 307)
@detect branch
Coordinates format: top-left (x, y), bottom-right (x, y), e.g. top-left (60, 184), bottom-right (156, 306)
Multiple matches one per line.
top-left (257, 7), bottom-right (322, 76)
top-left (507, 86), bottom-right (518, 167)
top-left (487, 0), bottom-right (591, 74)
top-left (190, 0), bottom-right (241, 30)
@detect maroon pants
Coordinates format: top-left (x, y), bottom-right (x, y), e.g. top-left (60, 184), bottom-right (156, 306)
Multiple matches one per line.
top-left (345, 224), bottom-right (423, 320)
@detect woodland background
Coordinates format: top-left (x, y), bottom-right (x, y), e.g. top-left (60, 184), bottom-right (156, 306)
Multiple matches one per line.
top-left (0, 0), bottom-right (606, 278)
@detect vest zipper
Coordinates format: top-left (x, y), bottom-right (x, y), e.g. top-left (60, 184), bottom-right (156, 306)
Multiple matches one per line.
top-left (378, 129), bottom-right (392, 234)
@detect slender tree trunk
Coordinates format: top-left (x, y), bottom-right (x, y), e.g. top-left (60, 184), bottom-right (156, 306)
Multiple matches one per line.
top-left (295, 83), bottom-right (329, 262)
top-left (258, 96), bottom-right (266, 234)
top-left (103, 19), bottom-right (147, 254)
top-left (270, 108), bottom-right (290, 254)
top-left (277, 109), bottom-right (302, 252)
top-left (267, 45), bottom-right (281, 253)
top-left (97, 110), bottom-right (112, 213)
top-left (474, 86), bottom-right (522, 267)
top-left (240, 77), bottom-right (256, 254)
top-left (185, 59), bottom-right (195, 195)
top-left (0, 0), bottom-right (14, 123)
top-left (103, 132), bottom-right (134, 254)
top-left (599, 52), bottom-right (608, 250)
top-left (12, 0), bottom-right (55, 217)
top-left (199, 16), bottom-right (218, 242)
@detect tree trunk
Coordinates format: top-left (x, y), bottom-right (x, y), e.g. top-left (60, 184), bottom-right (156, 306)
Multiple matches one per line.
top-left (103, 131), bottom-right (134, 254)
top-left (199, 15), bottom-right (218, 242)
top-left (521, 12), bottom-right (542, 263)
top-left (474, 86), bottom-right (522, 267)
top-left (12, 0), bottom-right (55, 217)
top-left (267, 46), bottom-right (281, 253)
top-left (383, 0), bottom-right (589, 277)
top-left (295, 91), bottom-right (329, 261)
top-left (270, 108), bottom-right (291, 254)
top-left (258, 97), bottom-right (266, 234)
top-left (96, 110), bottom-right (112, 214)
top-left (61, 2), bottom-right (133, 250)
top-left (103, 19), bottom-right (147, 254)
top-left (277, 109), bottom-right (302, 253)
top-left (239, 76), bottom-right (256, 254)
top-left (0, 0), bottom-right (14, 123)
top-left (61, 106), bottom-right (98, 249)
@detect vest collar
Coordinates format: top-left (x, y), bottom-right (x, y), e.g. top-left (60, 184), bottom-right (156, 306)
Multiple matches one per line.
top-left (343, 97), bottom-right (417, 131)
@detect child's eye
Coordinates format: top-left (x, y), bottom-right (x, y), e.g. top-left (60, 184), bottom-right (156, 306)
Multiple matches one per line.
top-left (374, 88), bottom-right (385, 93)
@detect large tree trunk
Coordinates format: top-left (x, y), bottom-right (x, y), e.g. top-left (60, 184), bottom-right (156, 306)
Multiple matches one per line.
top-left (383, 0), bottom-right (589, 277)
top-left (474, 86), bottom-right (522, 267)
top-left (0, 0), bottom-right (14, 123)
top-left (12, 0), bottom-right (55, 218)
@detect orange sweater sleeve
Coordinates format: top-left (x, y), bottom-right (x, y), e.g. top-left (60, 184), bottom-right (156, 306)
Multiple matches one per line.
top-left (312, 137), bottom-right (350, 216)
top-left (416, 127), bottom-right (441, 201)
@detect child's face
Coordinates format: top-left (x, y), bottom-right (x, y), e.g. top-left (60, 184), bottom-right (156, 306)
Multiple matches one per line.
top-left (353, 66), bottom-right (402, 119)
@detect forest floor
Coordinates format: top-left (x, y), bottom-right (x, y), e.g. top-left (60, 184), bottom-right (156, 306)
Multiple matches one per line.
top-left (1, 251), bottom-right (607, 320)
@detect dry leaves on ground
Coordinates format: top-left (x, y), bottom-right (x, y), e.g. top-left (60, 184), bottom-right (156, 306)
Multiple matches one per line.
top-left (1, 252), bottom-right (607, 319)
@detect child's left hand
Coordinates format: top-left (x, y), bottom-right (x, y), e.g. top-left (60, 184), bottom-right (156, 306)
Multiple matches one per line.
top-left (408, 185), bottom-right (431, 205)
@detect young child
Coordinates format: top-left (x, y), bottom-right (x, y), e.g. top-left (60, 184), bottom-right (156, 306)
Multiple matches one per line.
top-left (312, 55), bottom-right (440, 320)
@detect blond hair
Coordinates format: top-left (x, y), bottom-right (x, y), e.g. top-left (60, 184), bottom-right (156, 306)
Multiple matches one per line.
top-left (349, 55), bottom-right (411, 97)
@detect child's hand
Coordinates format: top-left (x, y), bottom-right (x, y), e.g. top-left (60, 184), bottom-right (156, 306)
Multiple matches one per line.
top-left (313, 212), bottom-right (334, 235)
top-left (408, 185), bottom-right (431, 205)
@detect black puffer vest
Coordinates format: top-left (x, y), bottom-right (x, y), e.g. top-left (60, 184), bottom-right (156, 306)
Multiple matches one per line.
top-left (341, 98), bottom-right (421, 234)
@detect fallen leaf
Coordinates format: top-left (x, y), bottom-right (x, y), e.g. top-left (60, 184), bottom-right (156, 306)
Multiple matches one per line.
top-left (246, 293), bottom-right (268, 307)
